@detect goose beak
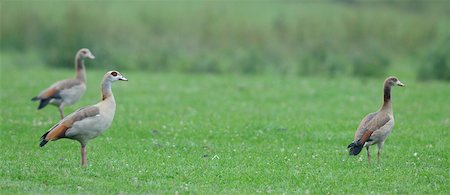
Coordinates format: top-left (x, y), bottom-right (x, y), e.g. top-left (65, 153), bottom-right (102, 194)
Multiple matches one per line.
top-left (88, 54), bottom-right (95, 60)
top-left (397, 80), bottom-right (405, 87)
top-left (119, 77), bottom-right (128, 81)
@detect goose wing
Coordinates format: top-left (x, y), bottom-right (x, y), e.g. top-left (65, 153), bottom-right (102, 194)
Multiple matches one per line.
top-left (40, 106), bottom-right (100, 144)
top-left (355, 112), bottom-right (391, 144)
top-left (35, 79), bottom-right (84, 100)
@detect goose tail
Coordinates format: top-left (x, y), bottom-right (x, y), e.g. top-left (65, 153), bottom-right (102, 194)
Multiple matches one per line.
top-left (37, 99), bottom-right (50, 109)
top-left (347, 141), bottom-right (364, 156)
top-left (39, 131), bottom-right (50, 147)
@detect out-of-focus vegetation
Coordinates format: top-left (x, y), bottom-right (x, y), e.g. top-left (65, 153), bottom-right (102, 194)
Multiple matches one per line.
top-left (1, 1), bottom-right (449, 80)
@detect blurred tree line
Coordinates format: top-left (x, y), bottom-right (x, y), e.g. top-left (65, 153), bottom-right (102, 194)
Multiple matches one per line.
top-left (1, 1), bottom-right (449, 80)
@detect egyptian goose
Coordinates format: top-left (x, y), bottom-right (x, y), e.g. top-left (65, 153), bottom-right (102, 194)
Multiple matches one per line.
top-left (347, 76), bottom-right (405, 164)
top-left (31, 48), bottom-right (95, 119)
top-left (39, 71), bottom-right (128, 166)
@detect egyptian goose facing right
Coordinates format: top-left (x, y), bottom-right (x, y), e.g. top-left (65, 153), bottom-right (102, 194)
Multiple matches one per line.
top-left (32, 48), bottom-right (95, 119)
top-left (347, 76), bottom-right (405, 164)
top-left (39, 70), bottom-right (128, 166)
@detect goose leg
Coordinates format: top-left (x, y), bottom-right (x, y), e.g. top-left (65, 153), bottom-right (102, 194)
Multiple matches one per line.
top-left (377, 142), bottom-right (383, 164)
top-left (377, 149), bottom-right (381, 164)
top-left (81, 145), bottom-right (87, 166)
top-left (366, 146), bottom-right (371, 165)
top-left (58, 104), bottom-right (65, 119)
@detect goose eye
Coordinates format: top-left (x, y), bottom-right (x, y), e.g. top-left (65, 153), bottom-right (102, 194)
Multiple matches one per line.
top-left (81, 50), bottom-right (87, 54)
top-left (111, 71), bottom-right (118, 76)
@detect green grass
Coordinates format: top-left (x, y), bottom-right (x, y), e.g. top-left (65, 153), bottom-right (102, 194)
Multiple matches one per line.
top-left (0, 67), bottom-right (449, 193)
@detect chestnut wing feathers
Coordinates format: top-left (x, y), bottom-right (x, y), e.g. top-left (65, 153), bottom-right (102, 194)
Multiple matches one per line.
top-left (39, 106), bottom-right (100, 146)
top-left (36, 79), bottom-right (84, 99)
top-left (356, 112), bottom-right (391, 143)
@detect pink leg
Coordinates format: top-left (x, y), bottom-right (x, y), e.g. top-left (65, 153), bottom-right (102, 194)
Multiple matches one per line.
top-left (58, 105), bottom-right (65, 119)
top-left (81, 145), bottom-right (87, 166)
top-left (377, 148), bottom-right (382, 164)
top-left (367, 146), bottom-right (371, 165)
top-left (377, 143), bottom-right (383, 165)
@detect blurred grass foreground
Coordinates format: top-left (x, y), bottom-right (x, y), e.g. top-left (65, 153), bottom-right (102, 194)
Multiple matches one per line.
top-left (1, 1), bottom-right (449, 80)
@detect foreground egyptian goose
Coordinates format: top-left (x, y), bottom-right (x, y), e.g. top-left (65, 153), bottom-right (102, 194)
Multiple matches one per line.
top-left (39, 71), bottom-right (128, 166)
top-left (347, 76), bottom-right (405, 164)
top-left (32, 48), bottom-right (95, 119)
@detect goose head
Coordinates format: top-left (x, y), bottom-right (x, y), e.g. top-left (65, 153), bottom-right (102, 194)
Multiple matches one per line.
top-left (385, 76), bottom-right (405, 87)
top-left (106, 70), bottom-right (128, 82)
top-left (78, 48), bottom-right (95, 60)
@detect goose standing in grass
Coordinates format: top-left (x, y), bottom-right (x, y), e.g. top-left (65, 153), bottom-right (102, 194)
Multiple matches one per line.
top-left (39, 71), bottom-right (127, 166)
top-left (347, 76), bottom-right (405, 164)
top-left (32, 48), bottom-right (95, 119)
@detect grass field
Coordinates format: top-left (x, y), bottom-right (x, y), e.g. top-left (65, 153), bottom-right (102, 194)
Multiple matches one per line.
top-left (0, 67), bottom-right (449, 193)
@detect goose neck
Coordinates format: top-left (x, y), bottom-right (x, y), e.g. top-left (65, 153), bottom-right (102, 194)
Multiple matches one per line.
top-left (381, 85), bottom-right (392, 111)
top-left (75, 56), bottom-right (86, 82)
top-left (101, 80), bottom-right (114, 101)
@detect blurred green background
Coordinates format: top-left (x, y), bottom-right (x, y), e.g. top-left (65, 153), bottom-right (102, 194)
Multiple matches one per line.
top-left (1, 0), bottom-right (449, 80)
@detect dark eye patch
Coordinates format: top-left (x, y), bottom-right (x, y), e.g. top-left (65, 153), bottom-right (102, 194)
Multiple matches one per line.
top-left (111, 71), bottom-right (118, 76)
top-left (82, 50), bottom-right (87, 54)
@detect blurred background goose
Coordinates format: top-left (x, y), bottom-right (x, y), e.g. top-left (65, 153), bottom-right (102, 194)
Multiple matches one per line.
top-left (31, 48), bottom-right (95, 119)
top-left (39, 70), bottom-right (127, 166)
top-left (347, 76), bottom-right (405, 164)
